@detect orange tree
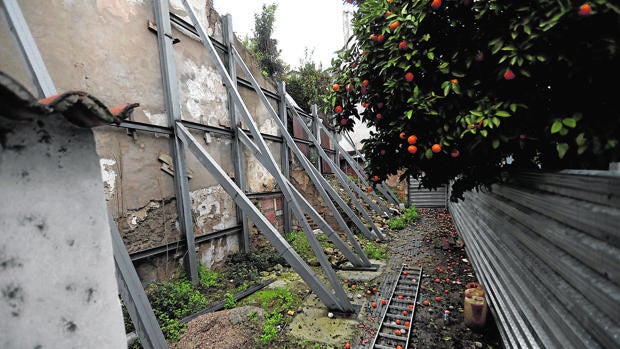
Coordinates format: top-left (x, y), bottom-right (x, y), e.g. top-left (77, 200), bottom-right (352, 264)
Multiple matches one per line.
top-left (328, 0), bottom-right (619, 201)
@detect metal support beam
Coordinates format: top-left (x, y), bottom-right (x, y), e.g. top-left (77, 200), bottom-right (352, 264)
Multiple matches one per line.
top-left (328, 126), bottom-right (394, 215)
top-left (278, 82), bottom-right (292, 237)
top-left (285, 96), bottom-right (385, 240)
top-left (180, 1), bottom-right (353, 312)
top-left (311, 105), bottom-right (322, 172)
top-left (110, 212), bottom-right (168, 349)
top-left (320, 124), bottom-right (392, 218)
top-left (231, 51), bottom-right (379, 240)
top-left (222, 15), bottom-right (250, 252)
top-left (0, 0), bottom-right (56, 97)
top-left (153, 0), bottom-right (198, 285)
top-left (176, 123), bottom-right (353, 312)
top-left (236, 129), bottom-right (371, 267)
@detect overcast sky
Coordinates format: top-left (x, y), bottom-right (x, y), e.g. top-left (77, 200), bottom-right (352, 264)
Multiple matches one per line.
top-left (212, 0), bottom-right (354, 69)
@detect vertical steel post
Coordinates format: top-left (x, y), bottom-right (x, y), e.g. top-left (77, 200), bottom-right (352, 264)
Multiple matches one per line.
top-left (0, 0), bottom-right (56, 97)
top-left (153, 0), bottom-right (198, 285)
top-left (278, 82), bottom-right (292, 236)
top-left (180, 1), bottom-right (353, 311)
top-left (222, 15), bottom-right (250, 252)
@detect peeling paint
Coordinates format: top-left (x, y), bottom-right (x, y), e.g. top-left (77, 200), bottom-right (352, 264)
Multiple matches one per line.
top-left (99, 159), bottom-right (117, 201)
top-left (199, 237), bottom-right (239, 269)
top-left (126, 201), bottom-right (161, 230)
top-left (142, 109), bottom-right (168, 127)
top-left (246, 157), bottom-right (275, 192)
top-left (181, 60), bottom-right (228, 123)
top-left (259, 117), bottom-right (278, 135)
top-left (190, 186), bottom-right (236, 232)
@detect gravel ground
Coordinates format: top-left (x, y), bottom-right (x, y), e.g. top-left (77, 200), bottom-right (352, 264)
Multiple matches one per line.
top-left (174, 208), bottom-right (504, 348)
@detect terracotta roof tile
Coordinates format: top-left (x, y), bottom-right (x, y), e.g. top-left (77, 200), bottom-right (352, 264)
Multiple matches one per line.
top-left (0, 71), bottom-right (138, 128)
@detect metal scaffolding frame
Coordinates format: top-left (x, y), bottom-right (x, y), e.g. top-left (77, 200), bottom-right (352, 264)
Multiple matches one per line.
top-left (178, 0), bottom-right (355, 312)
top-left (284, 95), bottom-right (386, 240)
top-left (342, 132), bottom-right (402, 206)
top-left (2, 0), bottom-right (387, 346)
top-left (153, 0), bottom-right (199, 285)
top-left (319, 120), bottom-right (400, 208)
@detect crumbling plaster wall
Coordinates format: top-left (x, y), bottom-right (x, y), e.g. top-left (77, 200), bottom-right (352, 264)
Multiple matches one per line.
top-left (0, 0), bottom-right (287, 280)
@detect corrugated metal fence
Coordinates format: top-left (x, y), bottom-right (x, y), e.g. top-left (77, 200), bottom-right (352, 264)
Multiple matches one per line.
top-left (449, 170), bottom-right (620, 348)
top-left (408, 177), bottom-right (448, 208)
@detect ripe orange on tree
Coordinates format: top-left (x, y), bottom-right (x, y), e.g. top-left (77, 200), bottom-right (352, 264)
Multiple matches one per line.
top-left (334, 105), bottom-right (343, 113)
top-left (407, 135), bottom-right (418, 144)
top-left (503, 68), bottom-right (516, 80)
top-left (405, 72), bottom-right (414, 82)
top-left (389, 21), bottom-right (400, 31)
top-left (332, 83), bottom-right (340, 91)
top-left (431, 144), bottom-right (442, 153)
top-left (431, 0), bottom-right (442, 10)
top-left (578, 3), bottom-right (592, 16)
top-left (407, 145), bottom-right (418, 154)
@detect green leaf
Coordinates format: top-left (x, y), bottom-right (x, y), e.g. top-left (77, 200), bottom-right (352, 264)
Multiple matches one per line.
top-left (509, 104), bottom-right (518, 112)
top-left (425, 148), bottom-right (433, 159)
top-left (492, 139), bottom-right (500, 149)
top-left (551, 120), bottom-right (563, 134)
top-left (480, 130), bottom-right (488, 137)
top-left (443, 84), bottom-right (450, 96)
top-left (495, 110), bottom-right (511, 117)
top-left (562, 117), bottom-right (576, 128)
top-left (427, 51), bottom-right (435, 60)
top-left (405, 110), bottom-right (413, 119)
top-left (575, 133), bottom-right (586, 146)
top-left (556, 143), bottom-right (569, 159)
top-left (492, 117), bottom-right (501, 127)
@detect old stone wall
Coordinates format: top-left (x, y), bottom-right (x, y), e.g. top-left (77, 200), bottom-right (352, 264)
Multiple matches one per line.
top-left (0, 0), bottom-right (276, 281)
top-left (0, 0), bottom-right (330, 285)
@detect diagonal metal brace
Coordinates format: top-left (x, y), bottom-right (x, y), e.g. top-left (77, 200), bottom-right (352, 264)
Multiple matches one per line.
top-left (109, 211), bottom-right (168, 349)
top-left (286, 95), bottom-right (384, 240)
top-left (320, 121), bottom-right (395, 213)
top-left (176, 122), bottom-right (354, 312)
top-left (237, 129), bottom-right (371, 267)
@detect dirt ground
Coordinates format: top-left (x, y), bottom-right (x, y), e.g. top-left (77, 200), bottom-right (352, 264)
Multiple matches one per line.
top-left (176, 208), bottom-right (504, 349)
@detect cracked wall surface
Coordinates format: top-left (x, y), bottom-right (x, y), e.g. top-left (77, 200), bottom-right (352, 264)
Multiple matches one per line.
top-left (0, 0), bottom-right (330, 288)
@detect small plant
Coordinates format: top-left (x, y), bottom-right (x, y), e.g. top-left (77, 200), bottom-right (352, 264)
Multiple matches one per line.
top-left (247, 310), bottom-right (258, 321)
top-left (145, 272), bottom-right (209, 342)
top-left (363, 241), bottom-right (388, 259)
top-left (260, 311), bottom-right (283, 344)
top-left (388, 217), bottom-right (406, 230)
top-left (198, 264), bottom-right (220, 289)
top-left (402, 205), bottom-right (419, 223)
top-left (224, 292), bottom-right (237, 309)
